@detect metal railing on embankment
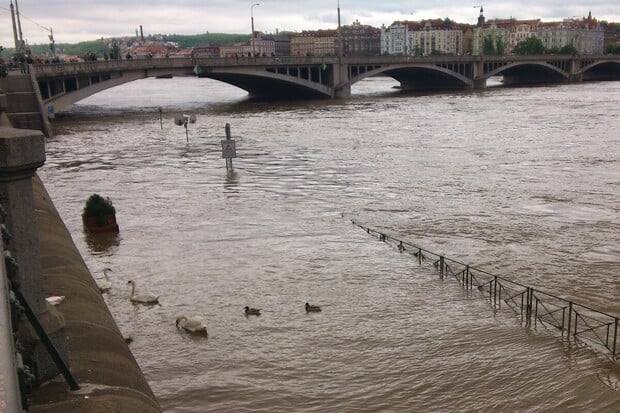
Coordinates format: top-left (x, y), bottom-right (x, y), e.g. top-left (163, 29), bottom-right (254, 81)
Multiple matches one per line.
top-left (349, 218), bottom-right (619, 361)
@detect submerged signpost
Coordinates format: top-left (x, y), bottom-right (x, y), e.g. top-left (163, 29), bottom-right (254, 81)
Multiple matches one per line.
top-left (221, 123), bottom-right (236, 170)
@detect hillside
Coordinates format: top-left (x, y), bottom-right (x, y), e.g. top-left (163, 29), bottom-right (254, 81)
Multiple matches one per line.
top-left (1, 33), bottom-right (251, 58)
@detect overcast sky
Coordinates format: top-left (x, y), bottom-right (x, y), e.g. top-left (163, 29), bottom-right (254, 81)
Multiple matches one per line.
top-left (1, 1), bottom-right (618, 47)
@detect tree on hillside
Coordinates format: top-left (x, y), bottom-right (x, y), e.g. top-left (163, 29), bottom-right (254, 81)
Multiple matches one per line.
top-left (513, 37), bottom-right (545, 55)
top-left (109, 40), bottom-right (121, 60)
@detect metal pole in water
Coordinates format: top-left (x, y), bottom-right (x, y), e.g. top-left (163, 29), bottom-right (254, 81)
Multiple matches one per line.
top-left (613, 318), bottom-right (618, 358)
top-left (567, 301), bottom-right (573, 338)
top-left (561, 307), bottom-right (566, 337)
top-left (224, 123), bottom-right (233, 170)
top-left (159, 107), bottom-right (163, 130)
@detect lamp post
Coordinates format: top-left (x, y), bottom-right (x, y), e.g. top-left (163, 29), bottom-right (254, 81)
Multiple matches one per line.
top-left (48, 27), bottom-right (55, 57)
top-left (251, 3), bottom-right (260, 57)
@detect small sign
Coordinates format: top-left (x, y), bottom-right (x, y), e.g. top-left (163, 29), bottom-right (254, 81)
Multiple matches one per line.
top-left (221, 140), bottom-right (236, 158)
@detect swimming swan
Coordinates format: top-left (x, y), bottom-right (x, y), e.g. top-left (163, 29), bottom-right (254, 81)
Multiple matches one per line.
top-left (244, 306), bottom-right (261, 316)
top-left (305, 302), bottom-right (322, 312)
top-left (98, 267), bottom-right (112, 293)
top-left (176, 315), bottom-right (208, 335)
top-left (127, 280), bottom-right (159, 304)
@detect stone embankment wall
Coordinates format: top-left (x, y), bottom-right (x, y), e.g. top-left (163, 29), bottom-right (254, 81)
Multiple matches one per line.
top-left (28, 174), bottom-right (162, 412)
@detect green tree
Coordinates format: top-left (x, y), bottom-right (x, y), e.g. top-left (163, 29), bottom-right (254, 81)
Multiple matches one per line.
top-left (513, 37), bottom-right (545, 55)
top-left (495, 38), bottom-right (505, 56)
top-left (109, 40), bottom-right (121, 60)
top-left (483, 35), bottom-right (495, 55)
top-left (559, 44), bottom-right (578, 55)
top-left (606, 44), bottom-right (620, 55)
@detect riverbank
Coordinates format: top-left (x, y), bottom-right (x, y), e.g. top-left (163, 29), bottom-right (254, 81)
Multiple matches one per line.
top-left (28, 174), bottom-right (161, 412)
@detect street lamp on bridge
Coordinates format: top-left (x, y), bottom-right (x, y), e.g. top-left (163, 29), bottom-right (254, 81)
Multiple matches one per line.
top-left (251, 3), bottom-right (260, 57)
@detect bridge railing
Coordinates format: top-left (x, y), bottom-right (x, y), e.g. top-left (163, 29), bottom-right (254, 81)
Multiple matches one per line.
top-left (350, 218), bottom-right (620, 360)
top-left (30, 54), bottom-right (617, 77)
top-left (31, 56), bottom-right (343, 77)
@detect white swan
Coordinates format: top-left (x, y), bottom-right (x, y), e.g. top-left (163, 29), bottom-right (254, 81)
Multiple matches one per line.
top-left (127, 280), bottom-right (159, 304)
top-left (176, 315), bottom-right (208, 335)
top-left (98, 267), bottom-right (113, 293)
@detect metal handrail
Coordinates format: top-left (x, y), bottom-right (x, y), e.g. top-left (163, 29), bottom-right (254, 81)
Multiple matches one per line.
top-left (351, 218), bottom-right (619, 360)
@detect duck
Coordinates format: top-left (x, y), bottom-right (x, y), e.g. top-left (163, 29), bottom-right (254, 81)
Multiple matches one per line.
top-left (305, 302), bottom-right (322, 312)
top-left (244, 306), bottom-right (261, 316)
top-left (176, 315), bottom-right (208, 335)
top-left (127, 280), bottom-right (159, 304)
top-left (98, 267), bottom-right (113, 293)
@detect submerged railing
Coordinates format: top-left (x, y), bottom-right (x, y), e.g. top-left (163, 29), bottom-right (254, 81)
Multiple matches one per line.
top-left (351, 218), bottom-right (619, 360)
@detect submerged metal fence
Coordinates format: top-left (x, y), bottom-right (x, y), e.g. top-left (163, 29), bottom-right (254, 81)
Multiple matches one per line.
top-left (351, 218), bottom-right (619, 360)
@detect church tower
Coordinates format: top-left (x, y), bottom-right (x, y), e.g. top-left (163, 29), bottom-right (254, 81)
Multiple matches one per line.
top-left (477, 6), bottom-right (485, 28)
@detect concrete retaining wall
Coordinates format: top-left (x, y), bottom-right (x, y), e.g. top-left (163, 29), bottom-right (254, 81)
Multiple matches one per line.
top-left (28, 175), bottom-right (161, 412)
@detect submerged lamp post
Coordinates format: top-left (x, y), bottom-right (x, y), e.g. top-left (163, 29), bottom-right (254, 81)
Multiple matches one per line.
top-left (251, 3), bottom-right (260, 57)
top-left (174, 114), bottom-right (197, 142)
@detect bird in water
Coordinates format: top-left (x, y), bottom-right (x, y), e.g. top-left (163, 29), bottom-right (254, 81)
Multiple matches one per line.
top-left (176, 315), bottom-right (208, 336)
top-left (98, 267), bottom-right (113, 293)
top-left (305, 302), bottom-right (322, 312)
top-left (244, 306), bottom-right (261, 316)
top-left (127, 280), bottom-right (159, 304)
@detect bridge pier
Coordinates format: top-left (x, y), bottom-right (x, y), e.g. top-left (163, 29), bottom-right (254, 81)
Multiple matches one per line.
top-left (569, 59), bottom-right (583, 83)
top-left (334, 83), bottom-right (351, 99)
top-left (473, 78), bottom-right (487, 89)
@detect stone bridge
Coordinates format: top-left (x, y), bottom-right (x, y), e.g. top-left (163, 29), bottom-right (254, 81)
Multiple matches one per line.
top-left (26, 54), bottom-right (620, 116)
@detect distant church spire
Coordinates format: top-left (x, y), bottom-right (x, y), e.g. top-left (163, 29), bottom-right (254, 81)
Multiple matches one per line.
top-left (477, 6), bottom-right (485, 28)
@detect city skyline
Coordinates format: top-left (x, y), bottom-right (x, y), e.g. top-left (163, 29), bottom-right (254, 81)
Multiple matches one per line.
top-left (1, 1), bottom-right (619, 48)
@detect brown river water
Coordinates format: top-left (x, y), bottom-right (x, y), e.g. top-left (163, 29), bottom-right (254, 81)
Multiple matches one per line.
top-left (38, 76), bottom-right (620, 412)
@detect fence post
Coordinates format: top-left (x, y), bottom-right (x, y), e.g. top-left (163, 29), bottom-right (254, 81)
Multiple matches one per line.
top-left (497, 281), bottom-right (502, 307)
top-left (529, 287), bottom-right (534, 325)
top-left (465, 267), bottom-right (468, 289)
top-left (567, 301), bottom-right (573, 338)
top-left (439, 256), bottom-right (444, 276)
top-left (493, 276), bottom-right (498, 307)
top-left (574, 309), bottom-right (578, 339)
top-left (613, 318), bottom-right (618, 359)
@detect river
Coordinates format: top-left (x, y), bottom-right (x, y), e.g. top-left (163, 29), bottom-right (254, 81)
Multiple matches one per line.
top-left (38, 76), bottom-right (620, 412)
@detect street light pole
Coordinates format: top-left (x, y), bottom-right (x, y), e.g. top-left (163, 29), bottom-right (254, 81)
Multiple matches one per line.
top-left (49, 27), bottom-right (55, 57)
top-left (251, 3), bottom-right (260, 57)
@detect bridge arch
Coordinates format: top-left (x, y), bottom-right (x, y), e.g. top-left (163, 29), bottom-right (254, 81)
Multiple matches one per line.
top-left (349, 63), bottom-right (473, 91)
top-left (39, 66), bottom-right (196, 113)
top-left (196, 66), bottom-right (333, 99)
top-left (580, 60), bottom-right (620, 81)
top-left (483, 61), bottom-right (569, 84)
top-left (35, 58), bottom-right (338, 114)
